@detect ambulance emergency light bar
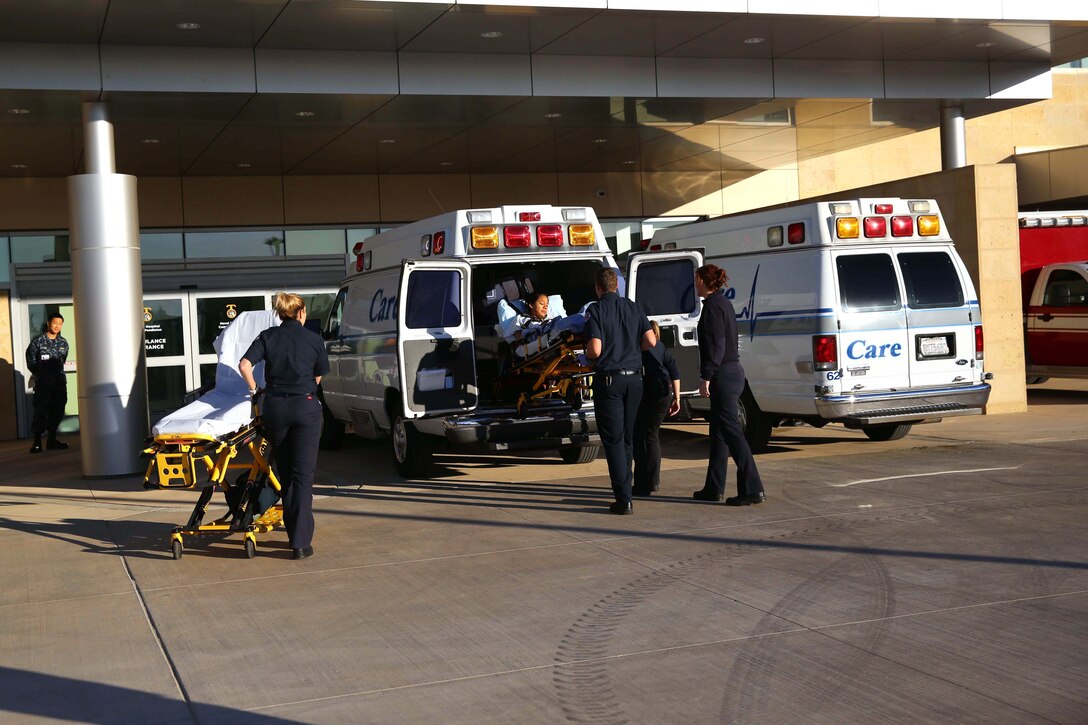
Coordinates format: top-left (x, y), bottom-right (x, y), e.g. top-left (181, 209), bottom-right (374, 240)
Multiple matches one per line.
top-left (465, 206), bottom-right (597, 250)
top-left (831, 198), bottom-right (940, 242)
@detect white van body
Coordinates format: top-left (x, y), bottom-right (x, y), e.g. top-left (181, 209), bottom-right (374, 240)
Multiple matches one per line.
top-left (644, 197), bottom-right (992, 448)
top-left (319, 205), bottom-right (617, 475)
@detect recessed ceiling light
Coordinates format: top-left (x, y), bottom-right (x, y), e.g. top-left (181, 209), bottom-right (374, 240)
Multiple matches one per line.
top-left (142, 138), bottom-right (160, 144)
top-left (379, 139), bottom-right (396, 144)
top-left (622, 160), bottom-right (636, 165)
top-left (294, 110), bottom-right (316, 118)
top-left (11, 163), bottom-right (26, 169)
top-left (480, 31), bottom-right (503, 39)
top-left (176, 22), bottom-right (201, 30)
top-left (439, 161), bottom-right (454, 167)
top-left (743, 37), bottom-right (765, 44)
top-left (237, 163), bottom-right (252, 168)
top-left (544, 112), bottom-right (562, 119)
top-left (8, 108), bottom-right (30, 115)
top-left (976, 41), bottom-right (997, 48)
top-left (592, 138), bottom-right (608, 144)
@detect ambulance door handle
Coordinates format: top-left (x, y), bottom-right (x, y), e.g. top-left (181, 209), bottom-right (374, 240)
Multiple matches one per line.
top-left (682, 330), bottom-right (695, 340)
top-left (1038, 313), bottom-right (1054, 322)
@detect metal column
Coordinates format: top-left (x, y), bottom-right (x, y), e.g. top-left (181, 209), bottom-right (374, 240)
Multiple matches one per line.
top-left (940, 101), bottom-right (967, 170)
top-left (68, 102), bottom-right (148, 477)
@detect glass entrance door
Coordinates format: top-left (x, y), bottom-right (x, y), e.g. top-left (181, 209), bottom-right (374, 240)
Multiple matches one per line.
top-left (143, 295), bottom-right (193, 420)
top-left (189, 292), bottom-right (269, 390)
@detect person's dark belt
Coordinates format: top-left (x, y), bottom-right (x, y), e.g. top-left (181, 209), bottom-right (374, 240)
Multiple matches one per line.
top-left (599, 369), bottom-right (639, 375)
top-left (265, 391), bottom-right (314, 397)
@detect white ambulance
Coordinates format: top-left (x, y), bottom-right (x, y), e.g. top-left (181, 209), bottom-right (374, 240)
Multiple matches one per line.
top-left (643, 197), bottom-right (992, 449)
top-left (318, 205), bottom-right (619, 476)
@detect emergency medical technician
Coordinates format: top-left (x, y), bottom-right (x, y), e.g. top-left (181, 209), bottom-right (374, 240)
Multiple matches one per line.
top-left (240, 293), bottom-right (330, 560)
top-left (693, 264), bottom-right (765, 505)
top-left (633, 321), bottom-right (681, 497)
top-left (25, 312), bottom-right (69, 454)
top-left (585, 268), bottom-right (656, 515)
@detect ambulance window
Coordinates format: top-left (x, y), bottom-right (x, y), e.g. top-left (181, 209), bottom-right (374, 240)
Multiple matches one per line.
top-left (836, 254), bottom-right (900, 311)
top-left (634, 259), bottom-right (697, 315)
top-left (323, 288), bottom-right (347, 340)
top-left (898, 252), bottom-right (964, 309)
top-left (406, 269), bottom-right (462, 329)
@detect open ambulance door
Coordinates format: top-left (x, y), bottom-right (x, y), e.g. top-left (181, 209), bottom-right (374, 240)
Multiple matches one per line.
top-left (397, 260), bottom-right (478, 419)
top-left (627, 249), bottom-right (704, 393)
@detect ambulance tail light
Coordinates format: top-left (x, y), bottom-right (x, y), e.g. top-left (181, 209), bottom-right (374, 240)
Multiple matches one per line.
top-left (813, 335), bottom-right (838, 371)
top-left (974, 325), bottom-right (984, 361)
top-left (471, 226), bottom-right (499, 249)
top-left (836, 217), bottom-right (860, 239)
top-left (504, 225), bottom-right (532, 248)
top-left (569, 224), bottom-right (596, 246)
top-left (917, 215), bottom-right (940, 236)
top-left (519, 211), bottom-right (541, 222)
top-left (432, 231), bottom-right (445, 254)
top-left (873, 203), bottom-right (893, 214)
top-left (787, 222), bottom-right (805, 244)
top-left (891, 216), bottom-right (913, 237)
top-left (864, 217), bottom-right (887, 237)
top-left (537, 224), bottom-right (563, 247)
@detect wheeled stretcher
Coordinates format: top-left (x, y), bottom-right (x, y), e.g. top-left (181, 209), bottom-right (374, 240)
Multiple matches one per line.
top-left (142, 310), bottom-right (284, 559)
top-left (500, 329), bottom-right (594, 416)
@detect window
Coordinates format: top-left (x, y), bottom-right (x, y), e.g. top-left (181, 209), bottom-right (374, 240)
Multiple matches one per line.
top-left (11, 235), bottom-right (69, 263)
top-left (0, 236), bottom-right (9, 284)
top-left (323, 288), bottom-right (347, 340)
top-left (140, 233), bottom-right (184, 260)
top-left (633, 259), bottom-right (697, 316)
top-left (898, 252), bottom-right (964, 309)
top-left (286, 230), bottom-right (346, 256)
top-left (405, 270), bottom-right (462, 329)
top-left (836, 254), bottom-right (901, 311)
top-left (1043, 269), bottom-right (1088, 307)
top-left (185, 230), bottom-right (285, 258)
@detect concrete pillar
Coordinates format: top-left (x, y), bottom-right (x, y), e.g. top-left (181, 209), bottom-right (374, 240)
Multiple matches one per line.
top-left (940, 101), bottom-right (967, 170)
top-left (68, 102), bottom-right (148, 477)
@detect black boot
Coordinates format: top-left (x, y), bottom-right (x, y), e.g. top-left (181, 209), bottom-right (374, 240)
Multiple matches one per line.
top-left (29, 434), bottom-right (42, 454)
top-left (46, 434), bottom-right (68, 450)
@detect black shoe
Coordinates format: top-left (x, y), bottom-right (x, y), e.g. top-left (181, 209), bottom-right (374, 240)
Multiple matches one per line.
top-left (293, 546), bottom-right (314, 560)
top-left (632, 489), bottom-right (653, 498)
top-left (29, 443), bottom-right (42, 454)
top-left (725, 492), bottom-right (766, 506)
top-left (692, 488), bottom-right (723, 502)
top-left (46, 439), bottom-right (69, 450)
top-left (609, 501), bottom-right (633, 515)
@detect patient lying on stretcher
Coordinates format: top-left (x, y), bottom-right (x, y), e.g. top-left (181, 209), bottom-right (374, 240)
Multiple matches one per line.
top-left (495, 292), bottom-right (590, 360)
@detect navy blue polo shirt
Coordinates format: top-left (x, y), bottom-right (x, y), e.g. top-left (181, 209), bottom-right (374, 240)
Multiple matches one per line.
top-left (585, 291), bottom-right (651, 373)
top-left (242, 319), bottom-right (330, 395)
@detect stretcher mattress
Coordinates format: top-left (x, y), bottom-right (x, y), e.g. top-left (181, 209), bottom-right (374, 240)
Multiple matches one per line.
top-left (152, 310), bottom-right (280, 437)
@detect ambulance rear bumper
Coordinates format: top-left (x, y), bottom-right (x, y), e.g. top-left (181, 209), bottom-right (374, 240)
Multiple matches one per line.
top-left (815, 382), bottom-right (991, 426)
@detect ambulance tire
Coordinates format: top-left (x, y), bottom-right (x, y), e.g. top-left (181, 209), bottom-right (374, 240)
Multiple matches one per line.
top-left (739, 388), bottom-right (773, 453)
top-left (319, 394), bottom-right (345, 450)
top-left (390, 403), bottom-right (434, 478)
top-left (559, 444), bottom-right (600, 465)
top-left (1025, 375), bottom-right (1049, 385)
top-left (862, 423), bottom-right (912, 442)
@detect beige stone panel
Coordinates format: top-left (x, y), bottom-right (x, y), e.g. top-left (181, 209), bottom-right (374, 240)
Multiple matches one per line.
top-left (0, 178), bottom-right (68, 230)
top-left (136, 177), bottom-right (183, 228)
top-left (283, 176), bottom-right (379, 225)
top-left (556, 173), bottom-right (642, 217)
top-left (638, 172), bottom-right (720, 217)
top-left (378, 175), bottom-right (471, 223)
top-left (721, 169), bottom-right (799, 216)
top-left (182, 176), bottom-right (284, 227)
top-left (0, 290), bottom-right (15, 439)
top-left (1048, 146), bottom-right (1088, 201)
top-left (469, 174), bottom-right (558, 208)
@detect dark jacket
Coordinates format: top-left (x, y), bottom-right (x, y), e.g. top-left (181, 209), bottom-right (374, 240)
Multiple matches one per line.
top-left (697, 289), bottom-right (739, 381)
top-left (242, 319), bottom-right (330, 395)
top-left (642, 340), bottom-right (680, 398)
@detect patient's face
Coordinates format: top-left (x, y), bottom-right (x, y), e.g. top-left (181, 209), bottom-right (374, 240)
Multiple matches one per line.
top-left (530, 296), bottom-right (549, 319)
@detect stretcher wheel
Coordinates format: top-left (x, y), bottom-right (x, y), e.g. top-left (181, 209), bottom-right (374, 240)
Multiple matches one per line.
top-left (170, 539), bottom-right (183, 560)
top-left (244, 537), bottom-right (257, 559)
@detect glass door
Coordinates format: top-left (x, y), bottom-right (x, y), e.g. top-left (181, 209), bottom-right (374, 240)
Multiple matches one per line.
top-left (18, 300), bottom-right (79, 434)
top-left (143, 294), bottom-right (193, 421)
top-left (188, 292), bottom-right (269, 390)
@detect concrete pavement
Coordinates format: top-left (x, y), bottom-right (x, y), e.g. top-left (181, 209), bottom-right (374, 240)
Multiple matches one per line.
top-left (1, 379), bottom-right (1086, 723)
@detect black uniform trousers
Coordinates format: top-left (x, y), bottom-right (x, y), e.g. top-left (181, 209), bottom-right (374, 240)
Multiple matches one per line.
top-left (704, 362), bottom-right (764, 498)
top-left (633, 390), bottom-right (670, 494)
top-left (262, 394), bottom-right (321, 549)
top-left (593, 373), bottom-right (642, 505)
top-left (32, 374), bottom-right (67, 436)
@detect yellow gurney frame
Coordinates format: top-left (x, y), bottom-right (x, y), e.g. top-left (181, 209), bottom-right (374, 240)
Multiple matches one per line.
top-left (508, 333), bottom-right (594, 416)
top-left (142, 412), bottom-right (283, 560)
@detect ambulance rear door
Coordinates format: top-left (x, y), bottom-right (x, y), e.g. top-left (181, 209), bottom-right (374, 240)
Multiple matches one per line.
top-left (627, 249), bottom-right (704, 393)
top-left (397, 260), bottom-right (478, 419)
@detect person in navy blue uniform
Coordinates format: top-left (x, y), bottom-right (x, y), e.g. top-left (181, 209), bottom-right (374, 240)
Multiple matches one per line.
top-left (633, 321), bottom-right (681, 497)
top-left (240, 293), bottom-right (330, 559)
top-left (25, 312), bottom-right (70, 454)
top-left (585, 267), bottom-right (656, 515)
top-left (693, 264), bottom-right (765, 506)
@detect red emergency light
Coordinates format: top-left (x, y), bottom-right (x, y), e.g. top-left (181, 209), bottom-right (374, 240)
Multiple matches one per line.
top-left (504, 225), bottom-right (531, 248)
top-left (352, 241), bottom-right (365, 271)
top-left (537, 224), bottom-right (563, 247)
top-left (864, 217), bottom-right (887, 237)
top-left (519, 211), bottom-right (541, 222)
top-left (873, 203), bottom-right (893, 214)
top-left (432, 231), bottom-right (445, 254)
top-left (787, 222), bottom-right (805, 244)
top-left (891, 216), bottom-right (913, 237)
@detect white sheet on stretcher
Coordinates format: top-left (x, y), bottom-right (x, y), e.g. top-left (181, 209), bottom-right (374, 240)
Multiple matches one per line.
top-left (152, 310), bottom-right (280, 437)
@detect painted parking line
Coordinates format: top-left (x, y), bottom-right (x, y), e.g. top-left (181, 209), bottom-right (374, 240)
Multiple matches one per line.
top-left (833, 465), bottom-right (1022, 488)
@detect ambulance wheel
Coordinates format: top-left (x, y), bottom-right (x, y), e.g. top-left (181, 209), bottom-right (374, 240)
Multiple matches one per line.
top-left (244, 537), bottom-right (256, 559)
top-left (862, 423), bottom-right (912, 442)
top-left (1025, 375), bottom-right (1049, 385)
top-left (559, 445), bottom-right (600, 465)
top-left (391, 404), bottom-right (434, 477)
top-left (739, 388), bottom-right (773, 453)
top-left (170, 539), bottom-right (183, 560)
top-left (318, 393), bottom-right (345, 450)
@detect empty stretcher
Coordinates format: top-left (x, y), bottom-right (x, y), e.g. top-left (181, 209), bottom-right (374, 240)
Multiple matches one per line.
top-left (142, 310), bottom-right (284, 559)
